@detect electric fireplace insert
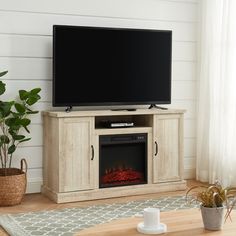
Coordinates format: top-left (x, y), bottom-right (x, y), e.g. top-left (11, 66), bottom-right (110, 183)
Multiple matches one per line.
top-left (99, 133), bottom-right (147, 188)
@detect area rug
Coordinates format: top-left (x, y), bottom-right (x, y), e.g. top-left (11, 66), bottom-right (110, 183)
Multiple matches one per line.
top-left (0, 195), bottom-right (198, 236)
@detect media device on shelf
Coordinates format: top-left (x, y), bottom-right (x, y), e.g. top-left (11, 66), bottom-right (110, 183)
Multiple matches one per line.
top-left (100, 120), bottom-right (134, 128)
top-left (53, 25), bottom-right (172, 110)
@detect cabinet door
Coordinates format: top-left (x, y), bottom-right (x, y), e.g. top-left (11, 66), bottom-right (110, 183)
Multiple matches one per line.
top-left (153, 114), bottom-right (183, 183)
top-left (59, 117), bottom-right (96, 192)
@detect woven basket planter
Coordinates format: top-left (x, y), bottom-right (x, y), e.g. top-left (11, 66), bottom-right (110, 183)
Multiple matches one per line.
top-left (0, 159), bottom-right (27, 206)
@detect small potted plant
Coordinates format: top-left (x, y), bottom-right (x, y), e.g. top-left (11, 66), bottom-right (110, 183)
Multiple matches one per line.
top-left (186, 181), bottom-right (236, 230)
top-left (0, 70), bottom-right (41, 206)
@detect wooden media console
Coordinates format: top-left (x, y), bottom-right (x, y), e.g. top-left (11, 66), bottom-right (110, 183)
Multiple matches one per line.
top-left (42, 108), bottom-right (186, 203)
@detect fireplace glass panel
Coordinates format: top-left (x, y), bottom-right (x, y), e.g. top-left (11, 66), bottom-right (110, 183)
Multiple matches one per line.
top-left (99, 133), bottom-right (147, 188)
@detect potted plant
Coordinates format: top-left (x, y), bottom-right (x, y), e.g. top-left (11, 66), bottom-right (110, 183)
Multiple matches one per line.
top-left (0, 70), bottom-right (41, 206)
top-left (186, 181), bottom-right (236, 230)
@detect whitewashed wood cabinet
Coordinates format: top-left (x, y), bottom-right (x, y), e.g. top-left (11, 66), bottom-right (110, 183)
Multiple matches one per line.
top-left (153, 114), bottom-right (184, 183)
top-left (42, 108), bottom-right (186, 203)
top-left (43, 116), bottom-right (97, 194)
top-left (59, 117), bottom-right (96, 192)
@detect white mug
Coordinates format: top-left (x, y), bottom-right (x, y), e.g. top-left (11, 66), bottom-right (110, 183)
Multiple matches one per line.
top-left (143, 207), bottom-right (160, 228)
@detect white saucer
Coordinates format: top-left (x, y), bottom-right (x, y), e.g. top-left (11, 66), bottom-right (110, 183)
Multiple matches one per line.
top-left (137, 222), bottom-right (167, 234)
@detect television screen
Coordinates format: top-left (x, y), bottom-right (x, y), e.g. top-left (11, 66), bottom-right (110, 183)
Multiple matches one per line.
top-left (53, 25), bottom-right (172, 107)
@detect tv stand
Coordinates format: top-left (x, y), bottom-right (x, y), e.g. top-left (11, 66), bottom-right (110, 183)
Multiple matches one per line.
top-left (42, 108), bottom-right (186, 203)
top-left (148, 104), bottom-right (168, 110)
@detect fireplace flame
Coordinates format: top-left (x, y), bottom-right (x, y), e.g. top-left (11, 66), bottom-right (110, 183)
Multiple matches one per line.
top-left (101, 165), bottom-right (144, 187)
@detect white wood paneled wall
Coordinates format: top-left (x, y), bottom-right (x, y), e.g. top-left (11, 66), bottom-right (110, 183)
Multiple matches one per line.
top-left (0, 0), bottom-right (198, 193)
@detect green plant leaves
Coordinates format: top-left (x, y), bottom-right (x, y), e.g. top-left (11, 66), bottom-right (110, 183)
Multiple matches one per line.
top-left (26, 110), bottom-right (39, 114)
top-left (0, 101), bottom-right (14, 118)
top-left (0, 71), bottom-right (7, 95)
top-left (26, 96), bottom-right (40, 105)
top-left (8, 144), bottom-right (16, 154)
top-left (19, 90), bottom-right (29, 100)
top-left (14, 135), bottom-right (25, 140)
top-left (21, 118), bottom-right (31, 133)
top-left (19, 88), bottom-right (41, 105)
top-left (0, 72), bottom-right (41, 168)
top-left (14, 103), bottom-right (26, 113)
top-left (5, 117), bottom-right (21, 129)
top-left (30, 88), bottom-right (41, 94)
top-left (0, 81), bottom-right (6, 95)
top-left (25, 107), bottom-right (38, 114)
top-left (6, 117), bottom-right (31, 134)
top-left (0, 71), bottom-right (8, 77)
top-left (0, 135), bottom-right (10, 144)
top-left (20, 118), bottom-right (31, 126)
top-left (19, 138), bottom-right (31, 143)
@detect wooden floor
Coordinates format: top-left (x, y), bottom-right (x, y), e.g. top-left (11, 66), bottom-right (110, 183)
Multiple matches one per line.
top-left (0, 180), bottom-right (202, 235)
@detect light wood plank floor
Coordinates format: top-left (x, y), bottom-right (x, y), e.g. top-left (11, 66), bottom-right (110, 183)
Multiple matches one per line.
top-left (0, 180), bottom-right (202, 235)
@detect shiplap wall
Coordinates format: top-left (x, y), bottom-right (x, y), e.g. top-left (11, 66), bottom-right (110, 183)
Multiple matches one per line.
top-left (0, 0), bottom-right (198, 193)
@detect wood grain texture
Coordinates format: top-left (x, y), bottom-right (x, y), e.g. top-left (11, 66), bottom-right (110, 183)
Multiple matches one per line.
top-left (153, 114), bottom-right (184, 183)
top-left (43, 116), bottom-right (59, 192)
top-left (42, 181), bottom-right (186, 203)
top-left (76, 209), bottom-right (236, 236)
top-left (43, 116), bottom-right (96, 193)
top-left (59, 117), bottom-right (95, 192)
top-left (42, 108), bottom-right (186, 118)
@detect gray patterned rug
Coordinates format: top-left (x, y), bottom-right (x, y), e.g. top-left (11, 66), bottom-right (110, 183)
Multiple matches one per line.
top-left (0, 195), bottom-right (198, 236)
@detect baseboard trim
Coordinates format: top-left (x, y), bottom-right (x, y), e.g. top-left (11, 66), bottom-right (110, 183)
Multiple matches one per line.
top-left (26, 179), bottom-right (42, 194)
top-left (184, 168), bottom-right (196, 180)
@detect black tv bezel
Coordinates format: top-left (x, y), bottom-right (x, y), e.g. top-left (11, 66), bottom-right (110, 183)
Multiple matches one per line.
top-left (53, 25), bottom-right (172, 107)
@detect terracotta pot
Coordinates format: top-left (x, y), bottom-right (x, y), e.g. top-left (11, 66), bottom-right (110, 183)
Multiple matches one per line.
top-left (0, 159), bottom-right (27, 206)
top-left (200, 205), bottom-right (224, 230)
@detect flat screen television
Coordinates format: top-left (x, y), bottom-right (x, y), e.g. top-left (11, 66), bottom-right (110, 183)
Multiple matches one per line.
top-left (53, 25), bottom-right (172, 108)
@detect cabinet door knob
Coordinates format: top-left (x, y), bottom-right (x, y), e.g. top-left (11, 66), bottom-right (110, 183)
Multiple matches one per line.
top-left (91, 145), bottom-right (94, 160)
top-left (154, 141), bottom-right (158, 156)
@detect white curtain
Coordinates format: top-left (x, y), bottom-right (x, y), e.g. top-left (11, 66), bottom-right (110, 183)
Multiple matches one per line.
top-left (196, 0), bottom-right (236, 186)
